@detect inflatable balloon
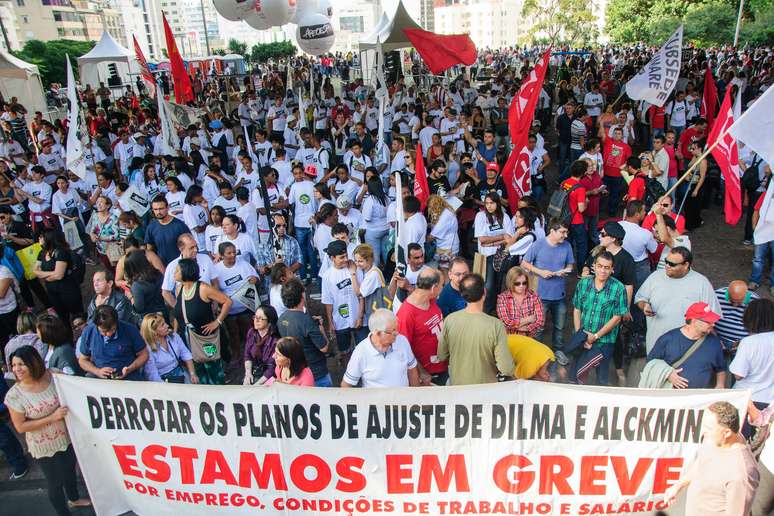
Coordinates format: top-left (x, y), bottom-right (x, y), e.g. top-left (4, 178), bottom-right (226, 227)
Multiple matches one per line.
top-left (253, 0), bottom-right (292, 26)
top-left (213, 0), bottom-right (255, 22)
top-left (290, 0), bottom-right (314, 24)
top-left (315, 0), bottom-right (333, 18)
top-left (295, 12), bottom-right (335, 56)
top-left (245, 11), bottom-right (271, 29)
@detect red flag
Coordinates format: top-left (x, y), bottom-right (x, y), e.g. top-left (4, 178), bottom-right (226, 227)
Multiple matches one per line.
top-left (708, 88), bottom-right (742, 225)
top-left (162, 13), bottom-right (193, 105)
top-left (403, 29), bottom-right (477, 75)
top-left (701, 65), bottom-right (718, 131)
top-left (413, 143), bottom-right (430, 210)
top-left (502, 48), bottom-right (551, 212)
top-left (133, 35), bottom-right (156, 97)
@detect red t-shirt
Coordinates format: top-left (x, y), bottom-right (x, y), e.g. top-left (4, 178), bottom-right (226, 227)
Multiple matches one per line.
top-left (678, 126), bottom-right (705, 159)
top-left (603, 138), bottom-right (632, 178)
top-left (580, 173), bottom-right (602, 217)
top-left (648, 105), bottom-right (666, 130)
top-left (664, 145), bottom-right (678, 178)
top-left (627, 172), bottom-right (647, 202)
top-left (396, 300), bottom-right (447, 374)
top-left (562, 177), bottom-right (587, 225)
top-left (642, 211), bottom-right (686, 234)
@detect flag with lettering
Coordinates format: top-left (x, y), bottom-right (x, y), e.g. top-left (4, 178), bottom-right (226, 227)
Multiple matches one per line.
top-left (502, 48), bottom-right (551, 212)
top-left (133, 35), bottom-right (156, 98)
top-left (413, 143), bottom-right (430, 210)
top-left (625, 26), bottom-right (683, 107)
top-left (163, 13), bottom-right (194, 104)
top-left (64, 55), bottom-right (87, 179)
top-left (700, 65), bottom-right (717, 130)
top-left (708, 89), bottom-right (742, 225)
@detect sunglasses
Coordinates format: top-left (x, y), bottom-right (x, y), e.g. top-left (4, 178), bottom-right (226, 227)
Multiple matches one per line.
top-left (513, 281), bottom-right (528, 286)
top-left (660, 203), bottom-right (671, 208)
top-left (599, 232), bottom-right (608, 237)
top-left (275, 224), bottom-right (287, 228)
top-left (663, 259), bottom-right (685, 268)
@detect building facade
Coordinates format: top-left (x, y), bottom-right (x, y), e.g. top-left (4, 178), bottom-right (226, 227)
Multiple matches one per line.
top-left (434, 0), bottom-right (527, 49)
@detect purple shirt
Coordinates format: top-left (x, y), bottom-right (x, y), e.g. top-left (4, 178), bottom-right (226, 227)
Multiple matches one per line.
top-left (244, 328), bottom-right (277, 380)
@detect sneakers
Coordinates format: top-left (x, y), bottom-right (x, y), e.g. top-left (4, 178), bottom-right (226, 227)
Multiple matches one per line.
top-left (9, 466), bottom-right (29, 480)
top-left (554, 350), bottom-right (569, 366)
top-left (743, 240), bottom-right (753, 246)
top-left (748, 282), bottom-right (760, 291)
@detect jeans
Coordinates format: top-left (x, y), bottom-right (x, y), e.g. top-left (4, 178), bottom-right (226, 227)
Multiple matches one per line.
top-left (0, 421), bottom-right (28, 474)
top-left (532, 182), bottom-right (545, 202)
top-left (671, 125), bottom-right (685, 141)
top-left (573, 342), bottom-right (613, 385)
top-left (537, 299), bottom-right (567, 350)
top-left (570, 223), bottom-right (588, 274)
top-left (745, 191), bottom-right (763, 241)
top-left (336, 328), bottom-right (354, 354)
top-left (750, 241), bottom-right (774, 286)
top-left (585, 213), bottom-right (600, 247)
top-left (603, 176), bottom-right (625, 217)
top-left (295, 227), bottom-right (317, 280)
top-left (314, 373), bottom-right (333, 387)
top-left (667, 177), bottom-right (678, 203)
top-left (364, 228), bottom-right (389, 266)
top-left (484, 255), bottom-right (497, 314)
top-left (37, 445), bottom-right (81, 516)
top-left (558, 142), bottom-right (571, 179)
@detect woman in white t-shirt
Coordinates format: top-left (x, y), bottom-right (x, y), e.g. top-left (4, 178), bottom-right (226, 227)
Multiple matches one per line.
top-left (427, 195), bottom-right (459, 274)
top-left (216, 214), bottom-right (257, 265)
top-left (51, 176), bottom-right (82, 228)
top-left (353, 243), bottom-right (384, 342)
top-left (314, 204), bottom-right (338, 278)
top-left (204, 206), bottom-right (225, 257)
top-left (268, 262), bottom-right (291, 318)
top-left (360, 179), bottom-right (390, 266)
top-left (138, 164), bottom-right (165, 202)
top-left (0, 263), bottom-right (18, 340)
top-left (474, 192), bottom-right (514, 312)
top-left (183, 186), bottom-right (209, 250)
top-left (164, 177), bottom-right (186, 220)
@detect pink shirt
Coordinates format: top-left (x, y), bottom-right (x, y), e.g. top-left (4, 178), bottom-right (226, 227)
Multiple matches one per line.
top-left (266, 366), bottom-right (315, 386)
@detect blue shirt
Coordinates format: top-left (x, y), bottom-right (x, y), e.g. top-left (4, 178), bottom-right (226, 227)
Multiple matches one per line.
top-left (475, 142), bottom-right (497, 181)
top-left (79, 321), bottom-right (146, 381)
top-left (144, 217), bottom-right (189, 265)
top-left (437, 282), bottom-right (466, 317)
top-left (647, 328), bottom-right (725, 389)
top-left (523, 237), bottom-right (574, 301)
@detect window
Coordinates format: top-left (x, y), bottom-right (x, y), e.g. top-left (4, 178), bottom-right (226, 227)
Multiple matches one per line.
top-left (57, 27), bottom-right (65, 36)
top-left (339, 15), bottom-right (364, 33)
top-left (21, 15), bottom-right (29, 23)
top-left (15, 0), bottom-right (24, 5)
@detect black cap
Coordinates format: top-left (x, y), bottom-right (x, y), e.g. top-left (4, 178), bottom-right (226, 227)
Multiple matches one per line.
top-left (603, 221), bottom-right (626, 241)
top-left (325, 240), bottom-right (348, 257)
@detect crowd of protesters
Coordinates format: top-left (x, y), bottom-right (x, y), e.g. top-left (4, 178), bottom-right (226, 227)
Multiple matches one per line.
top-left (0, 44), bottom-right (772, 515)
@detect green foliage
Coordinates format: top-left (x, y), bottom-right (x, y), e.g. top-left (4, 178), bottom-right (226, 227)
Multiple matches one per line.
top-left (605, 0), bottom-right (774, 46)
top-left (11, 39), bottom-right (96, 86)
top-left (248, 41), bottom-right (296, 63)
top-left (521, 0), bottom-right (598, 46)
top-left (227, 39), bottom-right (248, 57)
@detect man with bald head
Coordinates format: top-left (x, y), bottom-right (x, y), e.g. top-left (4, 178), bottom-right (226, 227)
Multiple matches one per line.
top-left (715, 280), bottom-right (759, 352)
top-left (396, 268), bottom-right (448, 385)
top-left (161, 233), bottom-right (214, 307)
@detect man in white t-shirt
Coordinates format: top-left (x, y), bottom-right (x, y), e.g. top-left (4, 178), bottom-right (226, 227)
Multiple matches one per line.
top-left (583, 83), bottom-right (605, 122)
top-left (161, 234), bottom-right (213, 308)
top-left (666, 91), bottom-right (688, 139)
top-left (322, 239), bottom-right (360, 358)
top-left (288, 166), bottom-right (319, 282)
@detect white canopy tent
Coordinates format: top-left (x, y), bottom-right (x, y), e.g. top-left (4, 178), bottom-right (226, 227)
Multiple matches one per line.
top-left (77, 31), bottom-right (136, 89)
top-left (358, 0), bottom-right (422, 52)
top-left (0, 49), bottom-right (47, 114)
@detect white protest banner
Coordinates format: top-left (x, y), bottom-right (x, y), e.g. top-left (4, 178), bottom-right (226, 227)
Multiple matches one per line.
top-left (121, 184), bottom-right (150, 217)
top-left (55, 376), bottom-right (749, 516)
top-left (164, 100), bottom-right (207, 128)
top-left (233, 281), bottom-right (258, 313)
top-left (64, 55), bottom-right (88, 179)
top-left (62, 220), bottom-right (83, 250)
top-left (625, 26), bottom-right (683, 107)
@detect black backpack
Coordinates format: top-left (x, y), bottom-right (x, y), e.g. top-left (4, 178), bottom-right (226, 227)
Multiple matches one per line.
top-left (68, 251), bottom-right (86, 285)
top-left (644, 178), bottom-right (667, 208)
top-left (742, 156), bottom-right (763, 192)
top-left (547, 182), bottom-right (582, 225)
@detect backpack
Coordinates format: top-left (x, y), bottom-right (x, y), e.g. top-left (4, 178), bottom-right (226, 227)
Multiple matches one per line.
top-left (362, 269), bottom-right (392, 320)
top-left (644, 177), bottom-right (667, 207)
top-left (68, 251), bottom-right (86, 285)
top-left (742, 156), bottom-right (763, 192)
top-left (547, 182), bottom-right (582, 225)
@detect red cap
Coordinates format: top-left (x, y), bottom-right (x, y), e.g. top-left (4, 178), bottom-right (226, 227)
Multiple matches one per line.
top-left (486, 162), bottom-right (499, 172)
top-left (684, 302), bottom-right (721, 323)
top-left (303, 164), bottom-right (318, 177)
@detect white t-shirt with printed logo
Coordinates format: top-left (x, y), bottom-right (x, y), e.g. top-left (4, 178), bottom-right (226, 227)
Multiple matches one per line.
top-left (474, 210), bottom-right (514, 256)
top-left (212, 260), bottom-right (257, 314)
top-left (321, 265), bottom-right (360, 330)
top-left (288, 180), bottom-right (317, 228)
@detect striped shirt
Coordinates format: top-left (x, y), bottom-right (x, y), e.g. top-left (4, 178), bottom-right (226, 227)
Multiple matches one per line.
top-left (714, 287), bottom-right (758, 349)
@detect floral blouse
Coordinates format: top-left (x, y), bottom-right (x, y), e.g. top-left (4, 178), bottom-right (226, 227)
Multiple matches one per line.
top-left (86, 211), bottom-right (120, 255)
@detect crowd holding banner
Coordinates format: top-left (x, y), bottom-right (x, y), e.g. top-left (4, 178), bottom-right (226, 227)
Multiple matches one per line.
top-left (0, 26), bottom-right (773, 516)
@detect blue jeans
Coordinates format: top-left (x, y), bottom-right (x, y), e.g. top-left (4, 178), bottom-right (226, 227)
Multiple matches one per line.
top-left (364, 228), bottom-right (389, 266)
top-left (585, 213), bottom-right (600, 247)
top-left (570, 223), bottom-right (588, 274)
top-left (750, 241), bottom-right (774, 285)
top-left (558, 142), bottom-right (571, 179)
top-left (537, 299), bottom-right (567, 350)
top-left (603, 176), bottom-right (625, 217)
top-left (295, 227), bottom-right (317, 280)
top-left (0, 421), bottom-right (27, 474)
top-left (532, 182), bottom-right (545, 202)
top-left (671, 125), bottom-right (685, 141)
top-left (314, 373), bottom-right (333, 387)
top-left (667, 177), bottom-right (678, 203)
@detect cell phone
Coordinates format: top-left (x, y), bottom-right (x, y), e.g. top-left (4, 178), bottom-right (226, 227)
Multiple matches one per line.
top-left (396, 262), bottom-right (406, 278)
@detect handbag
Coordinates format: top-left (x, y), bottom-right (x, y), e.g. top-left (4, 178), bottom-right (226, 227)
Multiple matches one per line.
top-left (362, 268), bottom-right (392, 320)
top-left (492, 245), bottom-right (509, 272)
top-left (17, 243), bottom-right (42, 281)
top-left (181, 283), bottom-right (221, 363)
top-left (472, 252), bottom-right (487, 280)
top-left (160, 338), bottom-right (187, 383)
top-left (104, 241), bottom-right (124, 265)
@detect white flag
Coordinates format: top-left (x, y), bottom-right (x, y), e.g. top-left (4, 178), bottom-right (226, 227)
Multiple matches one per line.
top-left (297, 88), bottom-right (307, 129)
top-left (729, 84), bottom-right (774, 168)
top-left (754, 177), bottom-right (774, 245)
top-left (64, 55), bottom-right (87, 179)
top-left (392, 172), bottom-right (408, 313)
top-left (625, 25), bottom-right (683, 107)
top-left (375, 37), bottom-right (388, 100)
top-left (156, 84), bottom-right (179, 155)
top-left (377, 95), bottom-right (386, 151)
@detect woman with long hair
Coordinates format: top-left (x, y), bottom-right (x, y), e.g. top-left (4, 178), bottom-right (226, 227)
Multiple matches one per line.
top-left (242, 305), bottom-right (280, 385)
top-left (85, 195), bottom-right (120, 269)
top-left (216, 214), bottom-right (256, 264)
top-left (517, 196), bottom-right (546, 238)
top-left (496, 267), bottom-right (544, 337)
top-left (427, 195), bottom-right (459, 275)
top-left (204, 205), bottom-right (226, 256)
top-left (164, 176), bottom-right (186, 220)
top-left (474, 192), bottom-right (513, 313)
top-left (5, 346), bottom-right (91, 514)
top-left (123, 250), bottom-right (165, 320)
top-left (269, 336), bottom-right (314, 386)
top-left (313, 182), bottom-right (334, 209)
top-left (212, 241), bottom-right (258, 365)
top-left (4, 312), bottom-right (47, 372)
top-left (183, 185), bottom-right (208, 250)
top-left (683, 141), bottom-right (708, 231)
top-left (352, 244), bottom-right (386, 342)
top-left (361, 178), bottom-right (390, 266)
top-left (140, 313), bottom-right (198, 384)
top-left (138, 164), bottom-right (165, 201)
top-left (114, 237), bottom-right (164, 291)
top-left (36, 314), bottom-right (82, 376)
top-left (503, 206), bottom-right (539, 270)
top-left (268, 262), bottom-right (291, 318)
top-left (34, 230), bottom-right (82, 324)
top-left (355, 167), bottom-right (379, 205)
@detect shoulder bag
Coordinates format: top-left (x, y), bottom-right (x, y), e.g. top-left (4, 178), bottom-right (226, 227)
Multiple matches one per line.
top-left (181, 283), bottom-right (221, 363)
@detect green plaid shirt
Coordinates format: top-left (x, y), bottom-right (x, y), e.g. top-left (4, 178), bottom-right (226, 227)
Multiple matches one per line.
top-left (572, 276), bottom-right (628, 346)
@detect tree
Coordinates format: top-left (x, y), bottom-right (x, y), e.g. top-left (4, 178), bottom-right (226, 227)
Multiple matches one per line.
top-left (521, 0), bottom-right (598, 46)
top-left (12, 39), bottom-right (96, 86)
top-left (227, 39), bottom-right (248, 57)
top-left (248, 41), bottom-right (296, 63)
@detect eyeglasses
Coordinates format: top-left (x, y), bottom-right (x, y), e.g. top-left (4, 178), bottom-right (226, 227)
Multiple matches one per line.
top-left (513, 281), bottom-right (528, 286)
top-left (663, 259), bottom-right (685, 268)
